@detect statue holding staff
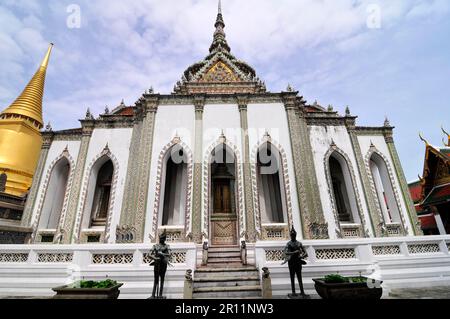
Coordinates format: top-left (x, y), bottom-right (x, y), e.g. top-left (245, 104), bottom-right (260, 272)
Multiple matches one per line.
top-left (149, 230), bottom-right (172, 299)
top-left (282, 227), bottom-right (309, 298)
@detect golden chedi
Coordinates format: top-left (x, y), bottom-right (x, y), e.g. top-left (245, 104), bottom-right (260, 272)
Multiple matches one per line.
top-left (0, 44), bottom-right (53, 196)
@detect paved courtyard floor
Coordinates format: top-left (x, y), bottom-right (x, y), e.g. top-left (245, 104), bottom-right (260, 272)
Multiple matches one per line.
top-left (1, 286), bottom-right (450, 299)
top-left (387, 286), bottom-right (450, 299)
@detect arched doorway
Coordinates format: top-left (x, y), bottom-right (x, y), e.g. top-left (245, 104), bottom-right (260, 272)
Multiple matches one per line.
top-left (209, 144), bottom-right (238, 246)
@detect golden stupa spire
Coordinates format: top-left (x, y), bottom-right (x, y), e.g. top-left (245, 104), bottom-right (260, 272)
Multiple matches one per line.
top-left (1, 43), bottom-right (53, 128)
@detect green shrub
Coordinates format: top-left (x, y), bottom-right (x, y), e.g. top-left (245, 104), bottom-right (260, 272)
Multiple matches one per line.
top-left (323, 274), bottom-right (367, 284)
top-left (348, 277), bottom-right (367, 283)
top-left (324, 274), bottom-right (349, 283)
top-left (74, 279), bottom-right (118, 289)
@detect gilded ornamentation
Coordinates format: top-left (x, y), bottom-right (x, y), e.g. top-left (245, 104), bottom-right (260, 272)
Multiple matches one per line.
top-left (200, 61), bottom-right (240, 82)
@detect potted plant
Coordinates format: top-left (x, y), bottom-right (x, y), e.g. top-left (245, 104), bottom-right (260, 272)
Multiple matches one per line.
top-left (313, 274), bottom-right (382, 300)
top-left (52, 279), bottom-right (123, 299)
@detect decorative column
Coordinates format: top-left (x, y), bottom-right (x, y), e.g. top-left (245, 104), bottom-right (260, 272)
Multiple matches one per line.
top-left (133, 96), bottom-right (159, 243)
top-left (344, 115), bottom-right (381, 237)
top-left (21, 131), bottom-right (54, 227)
top-left (237, 95), bottom-right (257, 242)
top-left (384, 128), bottom-right (422, 235)
top-left (117, 105), bottom-right (144, 243)
top-left (283, 92), bottom-right (328, 239)
top-left (62, 117), bottom-right (94, 243)
top-left (191, 95), bottom-right (205, 243)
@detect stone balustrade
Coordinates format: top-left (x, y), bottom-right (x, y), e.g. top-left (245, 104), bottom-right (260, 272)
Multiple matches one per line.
top-left (255, 235), bottom-right (450, 297)
top-left (0, 243), bottom-right (197, 299)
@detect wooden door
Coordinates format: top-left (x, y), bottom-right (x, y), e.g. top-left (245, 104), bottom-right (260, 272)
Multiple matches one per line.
top-left (211, 179), bottom-right (237, 245)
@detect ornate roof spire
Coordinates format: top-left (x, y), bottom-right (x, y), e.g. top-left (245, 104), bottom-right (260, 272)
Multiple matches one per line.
top-left (210, 0), bottom-right (230, 53)
top-left (1, 43), bottom-right (53, 128)
top-left (173, 1), bottom-right (265, 95)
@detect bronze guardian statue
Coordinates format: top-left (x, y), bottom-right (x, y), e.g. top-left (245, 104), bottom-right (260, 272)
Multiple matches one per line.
top-left (283, 227), bottom-right (309, 298)
top-left (149, 230), bottom-right (172, 299)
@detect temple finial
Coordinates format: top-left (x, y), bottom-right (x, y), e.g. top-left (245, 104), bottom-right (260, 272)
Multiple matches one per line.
top-left (1, 43), bottom-right (54, 128)
top-left (210, 0), bottom-right (230, 53)
top-left (41, 43), bottom-right (54, 68)
top-left (442, 125), bottom-right (450, 147)
top-left (419, 132), bottom-right (429, 146)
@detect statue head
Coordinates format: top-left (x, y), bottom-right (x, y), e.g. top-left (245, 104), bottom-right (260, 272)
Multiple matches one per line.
top-left (290, 226), bottom-right (297, 241)
top-left (159, 230), bottom-right (167, 244)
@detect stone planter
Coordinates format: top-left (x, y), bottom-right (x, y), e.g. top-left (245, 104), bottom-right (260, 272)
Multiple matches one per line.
top-left (52, 283), bottom-right (123, 299)
top-left (313, 278), bottom-right (382, 300)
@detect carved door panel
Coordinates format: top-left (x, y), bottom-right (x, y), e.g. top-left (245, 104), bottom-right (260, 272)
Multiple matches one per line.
top-left (211, 179), bottom-right (237, 245)
top-left (211, 220), bottom-right (236, 246)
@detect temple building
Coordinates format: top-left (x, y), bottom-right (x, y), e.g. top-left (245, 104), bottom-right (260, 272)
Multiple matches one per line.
top-left (409, 130), bottom-right (450, 235)
top-left (0, 44), bottom-right (53, 244)
top-left (4, 2), bottom-right (448, 299)
top-left (18, 3), bottom-right (420, 247)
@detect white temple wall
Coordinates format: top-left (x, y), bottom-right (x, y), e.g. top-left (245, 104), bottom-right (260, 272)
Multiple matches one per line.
top-left (357, 135), bottom-right (413, 235)
top-left (247, 103), bottom-right (303, 238)
top-left (144, 104), bottom-right (195, 242)
top-left (309, 125), bottom-right (373, 239)
top-left (30, 140), bottom-right (81, 228)
top-left (80, 128), bottom-right (132, 243)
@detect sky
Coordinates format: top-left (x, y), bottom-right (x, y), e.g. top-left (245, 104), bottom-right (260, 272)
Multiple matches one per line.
top-left (0, 0), bottom-right (449, 182)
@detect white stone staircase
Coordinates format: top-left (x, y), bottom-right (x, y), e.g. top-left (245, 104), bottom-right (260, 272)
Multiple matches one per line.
top-left (193, 246), bottom-right (262, 299)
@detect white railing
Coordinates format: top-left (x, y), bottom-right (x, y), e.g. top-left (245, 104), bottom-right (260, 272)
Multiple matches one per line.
top-left (0, 243), bottom-right (197, 299)
top-left (0, 243), bottom-right (197, 269)
top-left (255, 235), bottom-right (450, 266)
top-left (255, 235), bottom-right (450, 296)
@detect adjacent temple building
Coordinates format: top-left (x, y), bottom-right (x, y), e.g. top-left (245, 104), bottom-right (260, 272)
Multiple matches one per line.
top-left (409, 130), bottom-right (450, 235)
top-left (5, 2), bottom-right (449, 299)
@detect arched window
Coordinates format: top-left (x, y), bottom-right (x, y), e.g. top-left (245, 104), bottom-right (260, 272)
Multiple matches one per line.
top-left (89, 160), bottom-right (113, 227)
top-left (159, 145), bottom-right (188, 226)
top-left (78, 154), bottom-right (117, 243)
top-left (256, 143), bottom-right (287, 224)
top-left (369, 153), bottom-right (401, 223)
top-left (329, 152), bottom-right (360, 224)
top-left (38, 158), bottom-right (70, 231)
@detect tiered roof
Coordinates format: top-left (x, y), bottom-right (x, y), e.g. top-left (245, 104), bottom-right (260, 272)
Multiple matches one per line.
top-left (173, 0), bottom-right (266, 95)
